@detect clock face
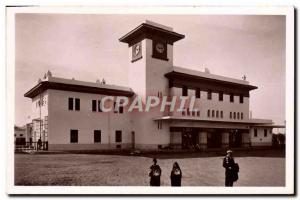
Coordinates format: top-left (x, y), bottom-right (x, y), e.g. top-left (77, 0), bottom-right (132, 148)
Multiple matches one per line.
top-left (132, 42), bottom-right (142, 62)
top-left (155, 43), bottom-right (165, 54)
top-left (135, 44), bottom-right (141, 56)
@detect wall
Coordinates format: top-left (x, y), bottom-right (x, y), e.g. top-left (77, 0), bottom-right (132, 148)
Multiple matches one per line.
top-left (47, 90), bottom-right (133, 150)
top-left (249, 127), bottom-right (272, 146)
top-left (169, 87), bottom-right (249, 122)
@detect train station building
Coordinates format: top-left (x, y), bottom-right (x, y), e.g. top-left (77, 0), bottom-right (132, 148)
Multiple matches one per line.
top-left (23, 21), bottom-right (280, 151)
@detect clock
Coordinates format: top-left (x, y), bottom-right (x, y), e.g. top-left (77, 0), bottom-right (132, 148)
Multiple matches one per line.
top-left (152, 40), bottom-right (168, 61)
top-left (131, 42), bottom-right (142, 62)
top-left (134, 44), bottom-right (141, 56)
top-left (155, 43), bottom-right (165, 54)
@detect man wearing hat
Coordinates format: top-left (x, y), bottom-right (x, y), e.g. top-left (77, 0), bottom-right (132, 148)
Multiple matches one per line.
top-left (223, 149), bottom-right (235, 187)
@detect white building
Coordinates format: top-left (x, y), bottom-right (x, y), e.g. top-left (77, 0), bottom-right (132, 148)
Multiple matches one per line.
top-left (24, 21), bottom-right (278, 151)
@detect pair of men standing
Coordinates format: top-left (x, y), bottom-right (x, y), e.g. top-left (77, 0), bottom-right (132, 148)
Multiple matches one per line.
top-left (149, 158), bottom-right (182, 186)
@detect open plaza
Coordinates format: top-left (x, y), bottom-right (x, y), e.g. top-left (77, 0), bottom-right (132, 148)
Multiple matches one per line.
top-left (15, 149), bottom-right (285, 186)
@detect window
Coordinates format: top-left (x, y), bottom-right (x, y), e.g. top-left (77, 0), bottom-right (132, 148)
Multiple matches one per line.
top-left (70, 129), bottom-right (78, 143)
top-left (115, 130), bottom-right (122, 142)
top-left (92, 100), bottom-right (97, 112)
top-left (197, 111), bottom-right (200, 117)
top-left (240, 95), bottom-right (244, 104)
top-left (94, 130), bottom-right (101, 143)
top-left (187, 108), bottom-right (190, 116)
top-left (233, 112), bottom-right (236, 119)
top-left (75, 98), bottom-right (80, 111)
top-left (230, 112), bottom-right (232, 119)
top-left (230, 94), bottom-right (234, 102)
top-left (182, 110), bottom-right (186, 116)
top-left (196, 88), bottom-right (201, 98)
top-left (216, 110), bottom-right (219, 118)
top-left (220, 111), bottom-right (223, 118)
top-left (212, 110), bottom-right (215, 117)
top-left (264, 129), bottom-right (268, 137)
top-left (157, 121), bottom-right (163, 129)
top-left (241, 112), bottom-right (243, 120)
top-left (119, 105), bottom-right (124, 114)
top-left (207, 90), bottom-right (212, 100)
top-left (113, 102), bottom-right (118, 113)
top-left (219, 92), bottom-right (223, 101)
top-left (20, 134), bottom-right (23, 137)
top-left (207, 110), bottom-right (210, 117)
top-left (68, 98), bottom-right (73, 110)
top-left (182, 86), bottom-right (188, 96)
top-left (237, 112), bottom-right (240, 119)
top-left (254, 129), bottom-right (258, 137)
top-left (98, 100), bottom-right (102, 112)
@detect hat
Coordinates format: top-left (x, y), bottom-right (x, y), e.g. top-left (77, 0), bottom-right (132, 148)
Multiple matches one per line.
top-left (226, 150), bottom-right (233, 154)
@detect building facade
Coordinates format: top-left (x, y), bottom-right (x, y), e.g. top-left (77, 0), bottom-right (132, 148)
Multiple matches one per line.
top-left (24, 21), bottom-right (276, 151)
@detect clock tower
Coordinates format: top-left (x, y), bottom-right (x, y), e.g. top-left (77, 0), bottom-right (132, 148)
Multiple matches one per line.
top-left (119, 20), bottom-right (184, 100)
top-left (119, 21), bottom-right (184, 149)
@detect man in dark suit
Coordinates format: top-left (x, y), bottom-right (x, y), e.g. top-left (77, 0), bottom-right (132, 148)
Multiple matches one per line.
top-left (223, 149), bottom-right (235, 187)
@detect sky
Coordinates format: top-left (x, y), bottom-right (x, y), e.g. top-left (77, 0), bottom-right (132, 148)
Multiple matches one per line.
top-left (15, 14), bottom-right (286, 126)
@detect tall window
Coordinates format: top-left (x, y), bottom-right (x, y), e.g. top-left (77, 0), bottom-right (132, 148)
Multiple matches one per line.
top-left (207, 90), bottom-right (212, 100)
top-left (219, 92), bottom-right (223, 101)
top-left (182, 86), bottom-right (188, 96)
top-left (212, 110), bottom-right (215, 118)
top-left (241, 112), bottom-right (244, 120)
top-left (254, 129), bottom-right (258, 137)
top-left (237, 112), bottom-right (240, 119)
top-left (94, 130), bottom-right (101, 143)
top-left (220, 111), bottom-right (223, 118)
top-left (230, 94), bottom-right (234, 103)
top-left (70, 129), bottom-right (78, 143)
top-left (68, 98), bottom-right (74, 110)
top-left (216, 110), bottom-right (219, 118)
top-left (98, 100), bottom-right (102, 112)
top-left (230, 112), bottom-right (232, 119)
top-left (196, 88), bottom-right (201, 98)
top-left (115, 130), bottom-right (122, 142)
top-left (233, 112), bottom-right (236, 119)
top-left (207, 110), bottom-right (210, 117)
top-left (264, 129), bottom-right (268, 137)
top-left (92, 100), bottom-right (97, 112)
top-left (75, 98), bottom-right (80, 111)
top-left (240, 95), bottom-right (244, 104)
top-left (113, 102), bottom-right (118, 113)
top-left (197, 110), bottom-right (200, 117)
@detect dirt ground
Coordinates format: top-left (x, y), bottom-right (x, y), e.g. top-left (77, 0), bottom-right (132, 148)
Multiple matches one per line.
top-left (14, 153), bottom-right (285, 186)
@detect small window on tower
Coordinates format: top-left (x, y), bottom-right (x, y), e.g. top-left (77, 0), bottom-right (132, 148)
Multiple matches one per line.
top-left (196, 88), bottom-right (201, 98)
top-left (230, 94), bottom-right (234, 103)
top-left (219, 92), bottom-right (223, 101)
top-left (207, 90), bottom-right (212, 100)
top-left (182, 86), bottom-right (188, 96)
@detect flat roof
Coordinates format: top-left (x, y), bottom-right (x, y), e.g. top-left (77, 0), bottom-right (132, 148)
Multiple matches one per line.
top-left (153, 116), bottom-right (273, 125)
top-left (173, 66), bottom-right (250, 85)
top-left (165, 67), bottom-right (257, 92)
top-left (119, 21), bottom-right (185, 46)
top-left (24, 76), bottom-right (134, 98)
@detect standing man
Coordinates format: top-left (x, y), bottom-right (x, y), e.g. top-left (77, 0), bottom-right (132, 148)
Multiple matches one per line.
top-left (149, 158), bottom-right (162, 186)
top-left (223, 149), bottom-right (235, 187)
